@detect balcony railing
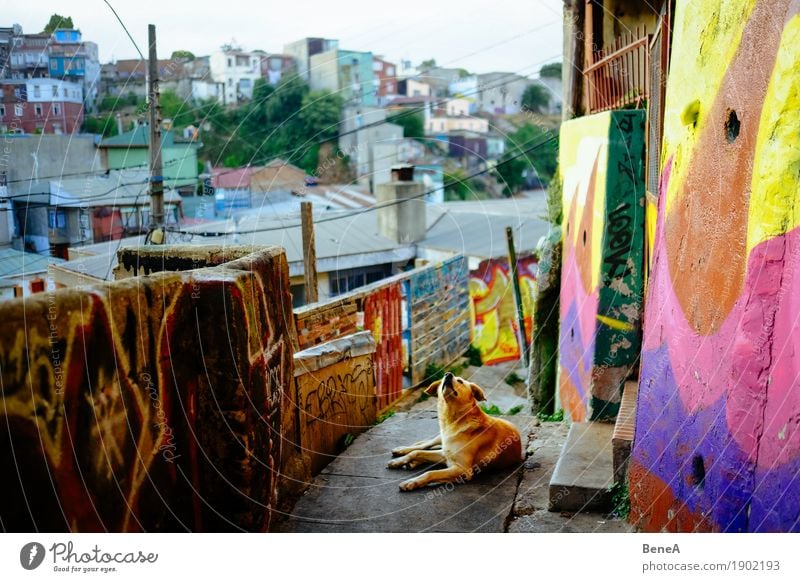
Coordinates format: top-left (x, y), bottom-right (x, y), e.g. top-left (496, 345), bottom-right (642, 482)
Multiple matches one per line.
top-left (585, 27), bottom-right (651, 114)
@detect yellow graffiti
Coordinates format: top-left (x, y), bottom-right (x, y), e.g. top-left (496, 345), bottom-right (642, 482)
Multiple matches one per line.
top-left (596, 314), bottom-right (636, 332)
top-left (469, 264), bottom-right (537, 365)
top-left (747, 13), bottom-right (800, 252)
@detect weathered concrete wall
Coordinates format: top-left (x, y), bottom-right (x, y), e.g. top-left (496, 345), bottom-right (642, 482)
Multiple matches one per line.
top-left (558, 110), bottom-right (646, 422)
top-left (294, 331), bottom-right (377, 475)
top-left (0, 246), bottom-right (295, 531)
top-left (630, 0), bottom-right (800, 532)
top-left (469, 255), bottom-right (537, 365)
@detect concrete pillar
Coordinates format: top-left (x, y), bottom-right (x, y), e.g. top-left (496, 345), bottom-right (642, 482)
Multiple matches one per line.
top-left (375, 170), bottom-right (426, 244)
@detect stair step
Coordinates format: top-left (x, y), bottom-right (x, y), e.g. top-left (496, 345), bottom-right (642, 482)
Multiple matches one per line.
top-left (612, 380), bottom-right (639, 482)
top-left (548, 421), bottom-right (614, 512)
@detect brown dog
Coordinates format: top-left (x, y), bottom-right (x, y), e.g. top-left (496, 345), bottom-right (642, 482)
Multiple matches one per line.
top-left (388, 372), bottom-right (522, 491)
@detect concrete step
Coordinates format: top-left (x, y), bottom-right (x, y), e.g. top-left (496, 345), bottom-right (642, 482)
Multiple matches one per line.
top-left (548, 421), bottom-right (614, 512)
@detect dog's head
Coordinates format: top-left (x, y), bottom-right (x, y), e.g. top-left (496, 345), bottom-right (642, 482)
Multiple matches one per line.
top-left (424, 372), bottom-right (486, 407)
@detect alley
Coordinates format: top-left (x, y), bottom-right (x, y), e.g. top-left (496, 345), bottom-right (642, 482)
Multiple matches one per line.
top-left (277, 363), bottom-right (630, 533)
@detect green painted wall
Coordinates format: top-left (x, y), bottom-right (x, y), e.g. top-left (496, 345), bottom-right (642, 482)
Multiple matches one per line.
top-left (106, 145), bottom-right (198, 190)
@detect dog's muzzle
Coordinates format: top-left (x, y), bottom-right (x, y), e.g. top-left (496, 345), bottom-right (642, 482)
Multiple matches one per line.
top-left (442, 372), bottom-right (455, 397)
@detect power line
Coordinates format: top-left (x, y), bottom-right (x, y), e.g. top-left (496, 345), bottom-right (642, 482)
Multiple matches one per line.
top-left (102, 0), bottom-right (146, 61)
top-left (165, 132), bottom-right (556, 238)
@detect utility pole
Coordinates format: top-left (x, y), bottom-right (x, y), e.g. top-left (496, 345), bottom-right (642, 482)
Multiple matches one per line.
top-left (147, 24), bottom-right (165, 238)
top-left (506, 226), bottom-right (530, 368)
top-left (300, 201), bottom-right (319, 304)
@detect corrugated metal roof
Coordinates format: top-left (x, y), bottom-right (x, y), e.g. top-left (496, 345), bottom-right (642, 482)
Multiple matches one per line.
top-left (421, 197), bottom-right (552, 260)
top-left (0, 248), bottom-right (64, 278)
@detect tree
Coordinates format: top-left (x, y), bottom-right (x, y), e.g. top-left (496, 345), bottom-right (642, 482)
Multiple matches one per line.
top-left (387, 112), bottom-right (424, 140)
top-left (419, 59), bottom-right (437, 70)
top-left (42, 14), bottom-right (74, 34)
top-left (492, 123), bottom-right (558, 196)
top-left (170, 50), bottom-right (195, 61)
top-left (82, 115), bottom-right (118, 138)
top-left (521, 84), bottom-right (551, 114)
top-left (540, 62), bottom-right (562, 80)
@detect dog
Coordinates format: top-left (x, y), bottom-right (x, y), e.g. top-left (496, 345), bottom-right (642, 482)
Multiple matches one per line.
top-left (388, 372), bottom-right (522, 491)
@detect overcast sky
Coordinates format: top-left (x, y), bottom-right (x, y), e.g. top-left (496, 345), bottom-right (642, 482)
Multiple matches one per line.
top-left (5, 0), bottom-right (563, 76)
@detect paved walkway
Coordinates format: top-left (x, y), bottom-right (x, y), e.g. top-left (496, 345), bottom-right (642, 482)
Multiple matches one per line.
top-left (276, 363), bottom-right (631, 533)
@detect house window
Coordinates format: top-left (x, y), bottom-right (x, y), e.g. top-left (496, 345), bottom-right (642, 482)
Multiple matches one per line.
top-left (52, 85), bottom-right (59, 97)
top-left (33, 85), bottom-right (40, 98)
top-left (53, 104), bottom-right (60, 115)
top-left (53, 123), bottom-right (62, 135)
top-left (227, 78), bottom-right (233, 86)
top-left (227, 58), bottom-right (233, 67)
top-left (0, 105), bottom-right (5, 117)
top-left (14, 104), bottom-right (23, 117)
top-left (34, 104), bottom-right (42, 116)
top-left (330, 265), bottom-right (392, 296)
top-left (48, 209), bottom-right (67, 229)
top-left (387, 66), bottom-right (395, 76)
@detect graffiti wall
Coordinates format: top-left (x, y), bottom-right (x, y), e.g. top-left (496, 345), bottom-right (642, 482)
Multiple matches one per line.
top-left (294, 332), bottom-right (377, 475)
top-left (469, 255), bottom-right (538, 365)
top-left (558, 109), bottom-right (646, 422)
top-left (0, 247), bottom-right (295, 532)
top-left (630, 0), bottom-right (800, 532)
top-left (405, 255), bottom-right (471, 385)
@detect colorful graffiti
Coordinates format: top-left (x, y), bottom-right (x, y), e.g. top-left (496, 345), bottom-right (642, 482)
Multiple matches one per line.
top-left (558, 110), bottom-right (646, 422)
top-left (469, 256), bottom-right (538, 365)
top-left (630, 0), bottom-right (800, 532)
top-left (0, 247), bottom-right (295, 532)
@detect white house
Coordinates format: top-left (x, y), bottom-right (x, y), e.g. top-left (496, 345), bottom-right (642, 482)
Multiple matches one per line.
top-left (209, 46), bottom-right (261, 105)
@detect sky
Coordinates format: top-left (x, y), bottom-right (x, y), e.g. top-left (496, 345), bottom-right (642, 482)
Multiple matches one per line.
top-left (4, 0), bottom-right (564, 77)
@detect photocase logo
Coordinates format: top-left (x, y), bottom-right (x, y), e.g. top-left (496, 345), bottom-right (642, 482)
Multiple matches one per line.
top-left (20, 542), bottom-right (46, 570)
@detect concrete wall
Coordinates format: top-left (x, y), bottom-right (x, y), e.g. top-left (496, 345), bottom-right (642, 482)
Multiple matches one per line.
top-left (558, 110), bottom-right (645, 422)
top-left (1, 134), bottom-right (103, 189)
top-left (0, 246), bottom-right (296, 531)
top-left (630, 0), bottom-right (800, 533)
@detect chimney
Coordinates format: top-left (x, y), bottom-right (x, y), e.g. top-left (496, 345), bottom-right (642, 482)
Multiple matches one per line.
top-left (376, 165), bottom-right (426, 244)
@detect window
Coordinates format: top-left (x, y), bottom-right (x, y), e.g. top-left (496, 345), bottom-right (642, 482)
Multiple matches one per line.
top-left (330, 265), bottom-right (392, 296)
top-left (33, 84), bottom-right (40, 98)
top-left (53, 104), bottom-right (60, 115)
top-left (387, 66), bottom-right (395, 76)
top-left (227, 78), bottom-right (233, 86)
top-left (14, 104), bottom-right (23, 117)
top-left (52, 85), bottom-right (59, 97)
top-left (0, 105), bottom-right (5, 117)
top-left (52, 123), bottom-right (62, 135)
top-left (34, 104), bottom-right (42, 116)
top-left (48, 209), bottom-right (67, 229)
top-left (227, 58), bottom-right (233, 67)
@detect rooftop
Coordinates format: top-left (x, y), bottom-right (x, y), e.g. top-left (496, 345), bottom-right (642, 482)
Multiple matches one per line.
top-left (0, 248), bottom-right (64, 279)
top-left (99, 125), bottom-right (201, 148)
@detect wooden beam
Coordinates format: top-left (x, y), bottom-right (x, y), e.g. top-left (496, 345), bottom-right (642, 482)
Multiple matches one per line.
top-left (300, 201), bottom-right (319, 304)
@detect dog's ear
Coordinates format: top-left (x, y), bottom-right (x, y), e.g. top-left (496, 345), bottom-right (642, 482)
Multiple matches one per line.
top-left (424, 380), bottom-right (441, 396)
top-left (469, 382), bottom-right (487, 402)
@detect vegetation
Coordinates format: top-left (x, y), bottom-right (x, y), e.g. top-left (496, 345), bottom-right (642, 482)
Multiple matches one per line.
top-left (480, 403), bottom-right (524, 416)
top-left (540, 62), bottom-right (562, 80)
top-left (493, 122), bottom-right (558, 196)
top-left (387, 112), bottom-right (424, 140)
top-left (464, 345), bottom-right (483, 367)
top-left (170, 50), bottom-right (196, 61)
top-left (420, 58), bottom-right (437, 70)
top-left (82, 115), bottom-right (119, 138)
top-left (375, 409), bottom-right (396, 424)
top-left (198, 75), bottom-right (343, 174)
top-left (424, 361), bottom-right (467, 383)
top-left (609, 480), bottom-right (631, 519)
top-left (443, 168), bottom-right (489, 201)
top-left (505, 371), bottom-right (525, 385)
top-left (537, 409), bottom-right (564, 422)
top-left (98, 93), bottom-right (143, 113)
top-left (521, 84), bottom-right (551, 114)
top-left (546, 171), bottom-right (563, 225)
top-left (42, 14), bottom-right (74, 34)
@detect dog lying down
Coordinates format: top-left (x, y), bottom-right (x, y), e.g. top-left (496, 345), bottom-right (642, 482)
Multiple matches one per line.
top-left (388, 371), bottom-right (522, 491)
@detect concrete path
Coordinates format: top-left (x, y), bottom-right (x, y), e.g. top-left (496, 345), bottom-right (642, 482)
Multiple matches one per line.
top-left (277, 362), bottom-right (631, 533)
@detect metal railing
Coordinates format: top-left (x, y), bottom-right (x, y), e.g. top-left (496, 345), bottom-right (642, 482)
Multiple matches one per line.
top-left (585, 27), bottom-right (651, 114)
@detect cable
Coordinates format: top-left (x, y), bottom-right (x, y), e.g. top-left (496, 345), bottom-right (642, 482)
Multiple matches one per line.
top-left (165, 132), bottom-right (556, 238)
top-left (1, 158), bottom-right (180, 186)
top-left (102, 0), bottom-right (146, 61)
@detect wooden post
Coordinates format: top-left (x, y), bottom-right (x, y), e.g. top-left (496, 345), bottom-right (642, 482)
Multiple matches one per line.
top-left (506, 226), bottom-right (530, 368)
top-left (147, 24), bottom-right (164, 231)
top-left (301, 201), bottom-right (319, 304)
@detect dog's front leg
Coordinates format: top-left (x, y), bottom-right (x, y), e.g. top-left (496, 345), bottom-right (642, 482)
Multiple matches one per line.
top-left (391, 434), bottom-right (442, 457)
top-left (399, 465), bottom-right (472, 491)
top-left (388, 449), bottom-right (446, 470)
